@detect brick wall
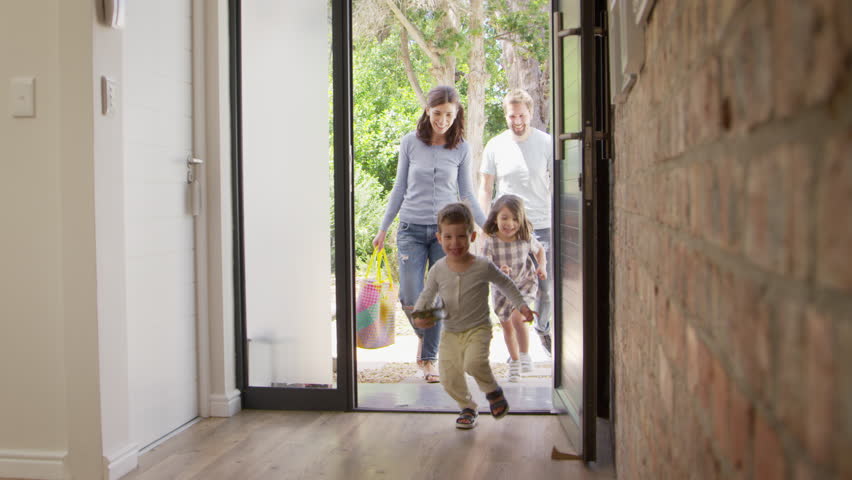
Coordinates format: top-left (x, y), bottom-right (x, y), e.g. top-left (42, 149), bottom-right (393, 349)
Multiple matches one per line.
top-left (610, 0), bottom-right (851, 478)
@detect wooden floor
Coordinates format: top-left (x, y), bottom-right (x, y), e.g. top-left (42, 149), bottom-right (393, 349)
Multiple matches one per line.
top-left (118, 410), bottom-right (615, 480)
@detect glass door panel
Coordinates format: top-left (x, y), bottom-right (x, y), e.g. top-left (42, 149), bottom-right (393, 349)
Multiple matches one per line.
top-left (235, 0), bottom-right (352, 410)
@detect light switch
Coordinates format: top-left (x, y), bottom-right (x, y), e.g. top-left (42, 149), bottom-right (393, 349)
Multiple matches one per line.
top-left (101, 76), bottom-right (117, 115)
top-left (11, 77), bottom-right (35, 118)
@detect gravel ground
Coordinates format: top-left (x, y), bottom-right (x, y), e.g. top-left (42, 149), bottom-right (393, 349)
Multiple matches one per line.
top-left (357, 360), bottom-right (552, 383)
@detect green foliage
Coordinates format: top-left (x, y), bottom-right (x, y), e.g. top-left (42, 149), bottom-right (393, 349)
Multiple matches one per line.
top-left (353, 31), bottom-right (424, 192)
top-left (488, 0), bottom-right (551, 63)
top-left (346, 0), bottom-right (550, 274)
top-left (353, 163), bottom-right (389, 270)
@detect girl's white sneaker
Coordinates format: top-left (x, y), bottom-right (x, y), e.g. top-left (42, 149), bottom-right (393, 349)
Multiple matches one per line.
top-left (520, 352), bottom-right (533, 373)
top-left (508, 359), bottom-right (521, 382)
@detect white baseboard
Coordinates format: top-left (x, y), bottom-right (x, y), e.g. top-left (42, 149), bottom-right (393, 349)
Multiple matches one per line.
top-left (209, 389), bottom-right (241, 417)
top-left (102, 442), bottom-right (138, 480)
top-left (0, 448), bottom-right (67, 480)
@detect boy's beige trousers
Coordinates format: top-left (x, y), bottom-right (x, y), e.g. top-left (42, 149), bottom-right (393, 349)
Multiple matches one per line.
top-left (438, 323), bottom-right (500, 411)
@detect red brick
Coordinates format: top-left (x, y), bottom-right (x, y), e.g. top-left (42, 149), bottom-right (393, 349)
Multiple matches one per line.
top-left (687, 324), bottom-right (700, 394)
top-left (688, 156), bottom-right (745, 252)
top-left (687, 160), bottom-right (710, 238)
top-left (699, 434), bottom-right (724, 480)
top-left (804, 308), bottom-right (834, 465)
top-left (677, 408), bottom-right (702, 478)
top-left (836, 317), bottom-right (852, 478)
top-left (686, 56), bottom-right (722, 148)
top-left (793, 459), bottom-right (817, 480)
top-left (773, 301), bottom-right (806, 444)
top-left (728, 275), bottom-right (771, 399)
top-left (658, 346), bottom-right (673, 416)
top-left (773, 0), bottom-right (846, 117)
top-left (721, 0), bottom-right (773, 132)
top-left (715, 0), bottom-right (748, 42)
top-left (660, 299), bottom-right (686, 367)
top-left (838, 0), bottom-right (852, 51)
top-left (710, 357), bottom-right (730, 458)
top-left (744, 143), bottom-right (812, 279)
top-left (717, 155), bottom-right (745, 250)
top-left (728, 384), bottom-right (755, 476)
top-left (674, 167), bottom-right (690, 228)
top-left (754, 413), bottom-right (787, 480)
top-left (816, 131), bottom-right (852, 291)
top-left (697, 337), bottom-right (715, 410)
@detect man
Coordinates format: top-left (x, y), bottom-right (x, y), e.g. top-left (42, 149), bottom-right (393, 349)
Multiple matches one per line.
top-left (478, 89), bottom-right (554, 355)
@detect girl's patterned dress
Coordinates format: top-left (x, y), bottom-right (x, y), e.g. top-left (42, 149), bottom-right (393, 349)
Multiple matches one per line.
top-left (482, 234), bottom-right (544, 319)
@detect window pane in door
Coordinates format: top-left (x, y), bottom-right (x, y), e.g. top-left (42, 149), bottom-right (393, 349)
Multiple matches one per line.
top-left (241, 0), bottom-right (335, 388)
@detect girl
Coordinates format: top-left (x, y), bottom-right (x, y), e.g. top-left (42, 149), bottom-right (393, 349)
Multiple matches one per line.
top-left (481, 194), bottom-right (546, 382)
top-left (372, 85), bottom-right (487, 383)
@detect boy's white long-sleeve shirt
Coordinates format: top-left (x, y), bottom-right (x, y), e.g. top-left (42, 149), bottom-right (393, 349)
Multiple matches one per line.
top-left (413, 256), bottom-right (527, 333)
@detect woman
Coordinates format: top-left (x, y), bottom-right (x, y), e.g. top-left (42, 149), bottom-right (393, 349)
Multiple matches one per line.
top-left (373, 85), bottom-right (487, 383)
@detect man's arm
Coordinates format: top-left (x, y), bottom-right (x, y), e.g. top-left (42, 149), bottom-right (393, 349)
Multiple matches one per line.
top-left (478, 172), bottom-right (495, 218)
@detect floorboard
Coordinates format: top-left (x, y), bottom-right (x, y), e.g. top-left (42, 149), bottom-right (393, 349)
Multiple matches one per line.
top-left (119, 410), bottom-right (615, 480)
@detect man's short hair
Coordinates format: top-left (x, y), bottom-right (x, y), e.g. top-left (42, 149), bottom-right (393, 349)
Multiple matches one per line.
top-left (437, 202), bottom-right (475, 233)
top-left (502, 89), bottom-right (534, 114)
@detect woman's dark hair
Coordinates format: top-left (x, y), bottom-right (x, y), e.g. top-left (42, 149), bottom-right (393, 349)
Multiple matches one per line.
top-left (482, 194), bottom-right (533, 241)
top-left (415, 85), bottom-right (465, 149)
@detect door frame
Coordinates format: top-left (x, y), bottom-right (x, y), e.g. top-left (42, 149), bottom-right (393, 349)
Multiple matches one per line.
top-left (225, 0), bottom-right (611, 419)
top-left (550, 0), bottom-right (611, 462)
top-left (192, 0), bottom-right (211, 420)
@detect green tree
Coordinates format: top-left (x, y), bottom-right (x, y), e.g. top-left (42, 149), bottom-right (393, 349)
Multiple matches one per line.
top-left (348, 0), bottom-right (551, 271)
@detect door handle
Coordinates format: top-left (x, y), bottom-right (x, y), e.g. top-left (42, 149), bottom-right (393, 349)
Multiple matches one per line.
top-left (187, 156), bottom-right (204, 183)
top-left (187, 155), bottom-right (204, 216)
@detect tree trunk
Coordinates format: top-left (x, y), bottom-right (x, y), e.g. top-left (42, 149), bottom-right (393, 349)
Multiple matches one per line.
top-left (498, 0), bottom-right (551, 132)
top-left (466, 0), bottom-right (488, 189)
top-left (430, 0), bottom-right (458, 86)
top-left (399, 28), bottom-right (426, 108)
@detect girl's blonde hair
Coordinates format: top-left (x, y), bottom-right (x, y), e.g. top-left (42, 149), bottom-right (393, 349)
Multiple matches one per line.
top-left (482, 194), bottom-right (533, 241)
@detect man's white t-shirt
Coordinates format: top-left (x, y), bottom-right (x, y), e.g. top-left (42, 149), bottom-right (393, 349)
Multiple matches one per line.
top-left (480, 128), bottom-right (553, 229)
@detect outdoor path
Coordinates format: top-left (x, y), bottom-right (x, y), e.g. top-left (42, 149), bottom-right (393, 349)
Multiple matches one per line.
top-left (357, 327), bottom-right (551, 370)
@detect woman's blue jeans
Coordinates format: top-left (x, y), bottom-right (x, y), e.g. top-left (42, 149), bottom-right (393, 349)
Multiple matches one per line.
top-left (396, 222), bottom-right (444, 362)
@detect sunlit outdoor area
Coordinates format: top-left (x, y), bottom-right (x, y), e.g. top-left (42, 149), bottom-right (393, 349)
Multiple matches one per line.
top-left (349, 0), bottom-right (555, 411)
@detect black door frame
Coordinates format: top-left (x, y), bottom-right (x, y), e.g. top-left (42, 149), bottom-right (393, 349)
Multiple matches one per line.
top-left (228, 0), bottom-right (609, 423)
top-left (550, 0), bottom-right (611, 462)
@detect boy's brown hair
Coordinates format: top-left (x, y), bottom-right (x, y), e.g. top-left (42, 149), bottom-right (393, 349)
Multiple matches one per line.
top-left (482, 194), bottom-right (533, 241)
top-left (437, 202), bottom-right (475, 233)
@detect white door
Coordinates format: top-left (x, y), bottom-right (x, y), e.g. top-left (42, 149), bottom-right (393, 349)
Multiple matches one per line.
top-left (124, 0), bottom-right (199, 449)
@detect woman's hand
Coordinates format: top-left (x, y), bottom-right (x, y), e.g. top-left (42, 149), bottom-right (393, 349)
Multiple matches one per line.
top-left (536, 265), bottom-right (547, 280)
top-left (500, 265), bottom-right (512, 276)
top-left (372, 231), bottom-right (387, 251)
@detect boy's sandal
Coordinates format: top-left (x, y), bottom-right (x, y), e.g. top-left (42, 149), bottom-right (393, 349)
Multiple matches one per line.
top-left (456, 408), bottom-right (478, 429)
top-left (486, 387), bottom-right (510, 419)
top-left (425, 373), bottom-right (440, 383)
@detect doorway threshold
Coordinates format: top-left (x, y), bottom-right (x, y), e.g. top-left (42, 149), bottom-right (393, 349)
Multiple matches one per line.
top-left (357, 373), bottom-right (554, 413)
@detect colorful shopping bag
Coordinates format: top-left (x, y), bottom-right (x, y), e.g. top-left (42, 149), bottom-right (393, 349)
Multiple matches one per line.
top-left (355, 248), bottom-right (396, 349)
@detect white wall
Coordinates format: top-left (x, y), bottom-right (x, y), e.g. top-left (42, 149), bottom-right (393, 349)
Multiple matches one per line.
top-left (0, 0), bottom-right (236, 478)
top-left (59, 1), bottom-right (104, 479)
top-left (0, 2), bottom-right (69, 478)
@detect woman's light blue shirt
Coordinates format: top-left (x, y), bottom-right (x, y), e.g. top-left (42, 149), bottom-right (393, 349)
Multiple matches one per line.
top-left (380, 132), bottom-right (487, 231)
